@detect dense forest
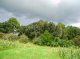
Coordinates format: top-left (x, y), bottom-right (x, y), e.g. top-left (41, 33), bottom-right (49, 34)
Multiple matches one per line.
top-left (0, 17), bottom-right (80, 47)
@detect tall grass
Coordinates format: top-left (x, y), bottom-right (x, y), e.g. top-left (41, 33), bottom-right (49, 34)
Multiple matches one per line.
top-left (0, 39), bottom-right (80, 59)
top-left (0, 39), bottom-right (38, 51)
top-left (59, 48), bottom-right (80, 59)
top-left (0, 40), bottom-right (19, 50)
top-left (0, 40), bottom-right (27, 50)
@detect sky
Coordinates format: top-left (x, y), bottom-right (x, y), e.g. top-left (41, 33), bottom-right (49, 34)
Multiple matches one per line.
top-left (0, 0), bottom-right (80, 27)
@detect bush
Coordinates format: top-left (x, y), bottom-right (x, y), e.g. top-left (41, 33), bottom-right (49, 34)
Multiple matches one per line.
top-left (0, 40), bottom-right (16, 50)
top-left (19, 34), bottom-right (29, 43)
top-left (33, 37), bottom-right (43, 45)
top-left (0, 32), bottom-right (4, 39)
top-left (33, 31), bottom-right (74, 47)
top-left (33, 30), bottom-right (53, 46)
top-left (50, 37), bottom-right (60, 47)
top-left (3, 33), bottom-right (18, 41)
top-left (50, 37), bottom-right (74, 47)
top-left (73, 35), bottom-right (80, 47)
top-left (51, 41), bottom-right (59, 47)
top-left (58, 40), bottom-right (74, 47)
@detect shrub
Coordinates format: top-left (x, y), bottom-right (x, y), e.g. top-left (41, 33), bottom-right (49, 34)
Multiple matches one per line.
top-left (33, 37), bottom-right (43, 45)
top-left (33, 30), bottom-right (53, 46)
top-left (3, 33), bottom-right (18, 41)
top-left (0, 32), bottom-right (4, 39)
top-left (73, 35), bottom-right (80, 47)
top-left (50, 37), bottom-right (60, 47)
top-left (50, 37), bottom-right (74, 47)
top-left (59, 48), bottom-right (80, 59)
top-left (0, 40), bottom-right (16, 50)
top-left (51, 41), bottom-right (59, 47)
top-left (19, 34), bottom-right (29, 43)
top-left (58, 40), bottom-right (74, 47)
top-left (33, 31), bottom-right (74, 47)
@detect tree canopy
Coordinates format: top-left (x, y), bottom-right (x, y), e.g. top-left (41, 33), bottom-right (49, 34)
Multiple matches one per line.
top-left (1, 18), bottom-right (80, 47)
top-left (0, 17), bottom-right (20, 33)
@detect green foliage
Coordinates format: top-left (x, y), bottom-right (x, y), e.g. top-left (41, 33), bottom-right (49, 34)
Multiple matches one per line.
top-left (55, 22), bottom-right (65, 38)
top-left (19, 34), bottom-right (29, 43)
top-left (0, 32), bottom-right (4, 39)
top-left (65, 26), bottom-right (80, 39)
top-left (0, 40), bottom-right (17, 50)
top-left (51, 37), bottom-right (74, 47)
top-left (48, 22), bottom-right (55, 33)
top-left (33, 37), bottom-right (42, 45)
top-left (24, 20), bottom-right (47, 39)
top-left (18, 26), bottom-right (26, 36)
top-left (3, 33), bottom-right (18, 41)
top-left (58, 40), bottom-right (74, 47)
top-left (59, 48), bottom-right (80, 59)
top-left (8, 17), bottom-right (20, 29)
top-left (0, 17), bottom-right (20, 33)
top-left (0, 42), bottom-right (80, 59)
top-left (0, 40), bottom-right (31, 50)
top-left (1, 18), bottom-right (80, 47)
top-left (33, 30), bottom-right (74, 47)
top-left (23, 20), bottom-right (56, 39)
top-left (33, 30), bottom-right (53, 46)
top-left (73, 35), bottom-right (80, 47)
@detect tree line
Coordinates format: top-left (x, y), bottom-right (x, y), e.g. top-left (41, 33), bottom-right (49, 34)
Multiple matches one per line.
top-left (0, 17), bottom-right (80, 47)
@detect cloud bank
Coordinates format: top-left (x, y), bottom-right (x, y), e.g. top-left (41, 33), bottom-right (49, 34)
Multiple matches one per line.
top-left (0, 0), bottom-right (80, 26)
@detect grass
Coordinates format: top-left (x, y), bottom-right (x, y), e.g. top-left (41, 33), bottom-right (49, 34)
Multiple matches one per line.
top-left (0, 47), bottom-right (60, 59)
top-left (0, 40), bottom-right (80, 59)
top-left (59, 48), bottom-right (80, 59)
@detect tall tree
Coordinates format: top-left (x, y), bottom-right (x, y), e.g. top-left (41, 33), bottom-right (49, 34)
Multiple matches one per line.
top-left (65, 26), bottom-right (80, 40)
top-left (55, 22), bottom-right (65, 38)
top-left (0, 17), bottom-right (20, 33)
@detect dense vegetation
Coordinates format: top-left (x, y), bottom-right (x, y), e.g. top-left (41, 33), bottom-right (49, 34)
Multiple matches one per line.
top-left (0, 17), bottom-right (80, 59)
top-left (0, 17), bottom-right (80, 47)
top-left (0, 40), bottom-right (80, 59)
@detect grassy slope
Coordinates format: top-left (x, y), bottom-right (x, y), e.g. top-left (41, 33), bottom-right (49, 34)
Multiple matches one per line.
top-left (0, 47), bottom-right (60, 59)
top-left (0, 40), bottom-right (80, 59)
top-left (0, 40), bottom-right (60, 59)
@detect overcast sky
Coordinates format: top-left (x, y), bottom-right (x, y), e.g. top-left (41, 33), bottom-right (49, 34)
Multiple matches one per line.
top-left (0, 0), bottom-right (80, 27)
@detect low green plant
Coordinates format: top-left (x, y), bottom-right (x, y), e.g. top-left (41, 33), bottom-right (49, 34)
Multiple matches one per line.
top-left (51, 37), bottom-right (74, 47)
top-left (0, 40), bottom-right (16, 50)
top-left (19, 34), bottom-right (29, 43)
top-left (59, 48), bottom-right (80, 59)
top-left (73, 35), bottom-right (80, 47)
top-left (58, 40), bottom-right (74, 47)
top-left (3, 33), bottom-right (18, 41)
top-left (33, 30), bottom-right (53, 46)
top-left (33, 34), bottom-right (74, 47)
top-left (0, 32), bottom-right (4, 39)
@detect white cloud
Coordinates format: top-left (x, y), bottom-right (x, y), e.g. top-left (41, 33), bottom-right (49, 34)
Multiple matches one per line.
top-left (69, 23), bottom-right (80, 27)
top-left (48, 0), bottom-right (61, 6)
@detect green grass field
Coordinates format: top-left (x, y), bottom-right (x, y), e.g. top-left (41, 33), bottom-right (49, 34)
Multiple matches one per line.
top-left (0, 47), bottom-right (60, 59)
top-left (0, 40), bottom-right (80, 59)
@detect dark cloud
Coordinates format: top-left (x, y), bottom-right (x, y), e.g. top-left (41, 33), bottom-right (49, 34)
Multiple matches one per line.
top-left (0, 0), bottom-right (80, 25)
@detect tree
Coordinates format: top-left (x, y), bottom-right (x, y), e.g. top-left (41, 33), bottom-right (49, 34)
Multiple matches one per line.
top-left (65, 26), bottom-right (80, 40)
top-left (0, 22), bottom-right (5, 33)
top-left (0, 17), bottom-right (20, 33)
top-left (18, 26), bottom-right (26, 36)
top-left (7, 17), bottom-right (20, 29)
top-left (55, 22), bottom-right (65, 38)
top-left (45, 22), bottom-right (56, 38)
top-left (24, 20), bottom-right (47, 39)
top-left (73, 35), bottom-right (80, 46)
top-left (33, 30), bottom-right (53, 46)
